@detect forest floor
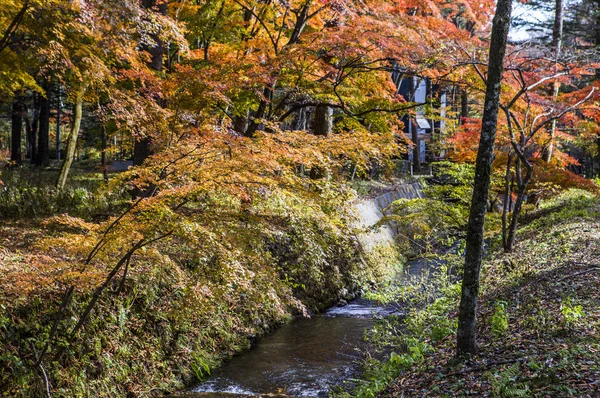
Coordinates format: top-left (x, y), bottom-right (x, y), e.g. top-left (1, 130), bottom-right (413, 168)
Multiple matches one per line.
top-left (382, 190), bottom-right (600, 397)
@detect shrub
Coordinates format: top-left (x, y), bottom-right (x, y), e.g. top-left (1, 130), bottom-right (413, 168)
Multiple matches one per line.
top-left (491, 301), bottom-right (509, 338)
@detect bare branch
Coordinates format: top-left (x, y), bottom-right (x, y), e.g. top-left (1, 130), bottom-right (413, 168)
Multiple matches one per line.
top-left (233, 0), bottom-right (278, 53)
top-left (529, 87), bottom-right (595, 140)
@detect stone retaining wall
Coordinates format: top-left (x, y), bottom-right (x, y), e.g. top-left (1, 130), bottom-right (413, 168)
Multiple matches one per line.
top-left (354, 181), bottom-right (423, 251)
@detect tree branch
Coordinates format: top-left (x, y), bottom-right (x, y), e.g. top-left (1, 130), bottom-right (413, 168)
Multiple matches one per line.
top-left (0, 1), bottom-right (30, 55)
top-left (233, 0), bottom-right (278, 53)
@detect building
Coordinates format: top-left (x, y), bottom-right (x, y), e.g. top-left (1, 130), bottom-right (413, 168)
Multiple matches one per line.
top-left (392, 71), bottom-right (447, 174)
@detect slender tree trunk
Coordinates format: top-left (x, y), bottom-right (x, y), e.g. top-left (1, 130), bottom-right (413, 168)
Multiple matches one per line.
top-left (294, 108), bottom-right (309, 130)
top-left (460, 89), bottom-right (469, 124)
top-left (11, 97), bottom-right (23, 163)
top-left (596, 137), bottom-right (600, 178)
top-left (29, 93), bottom-right (39, 163)
top-left (24, 102), bottom-right (32, 159)
top-left (56, 85), bottom-right (62, 160)
top-left (57, 88), bottom-right (85, 190)
top-left (505, 154), bottom-right (533, 252)
top-left (541, 0), bottom-right (564, 162)
top-left (596, 0), bottom-right (600, 63)
top-left (203, 41), bottom-right (210, 61)
top-left (35, 86), bottom-right (51, 166)
top-left (451, 86), bottom-right (459, 122)
top-left (411, 119), bottom-right (421, 173)
top-left (409, 77), bottom-right (421, 173)
top-left (551, 0), bottom-right (564, 60)
top-left (101, 120), bottom-right (108, 183)
top-left (501, 153), bottom-right (513, 250)
top-left (456, 0), bottom-right (512, 356)
top-left (505, 183), bottom-right (526, 251)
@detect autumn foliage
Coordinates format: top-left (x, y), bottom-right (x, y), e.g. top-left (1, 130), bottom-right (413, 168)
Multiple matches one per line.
top-left (1, 0), bottom-right (600, 395)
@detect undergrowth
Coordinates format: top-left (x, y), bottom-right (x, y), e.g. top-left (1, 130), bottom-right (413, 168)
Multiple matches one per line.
top-left (0, 175), bottom-right (398, 397)
top-left (0, 167), bottom-right (128, 219)
top-left (337, 189), bottom-right (600, 398)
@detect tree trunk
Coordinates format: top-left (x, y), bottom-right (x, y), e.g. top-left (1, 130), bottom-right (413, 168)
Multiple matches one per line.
top-left (505, 184), bottom-right (525, 251)
top-left (505, 131), bottom-right (533, 251)
top-left (141, 0), bottom-right (167, 71)
top-left (411, 119), bottom-right (420, 173)
top-left (294, 107), bottom-right (309, 130)
top-left (460, 89), bottom-right (469, 124)
top-left (596, 136), bottom-right (600, 178)
top-left (313, 104), bottom-right (333, 136)
top-left (551, 0), bottom-right (564, 54)
top-left (133, 0), bottom-right (167, 166)
top-left (23, 99), bottom-right (34, 159)
top-left (501, 153), bottom-right (513, 250)
top-left (56, 85), bottom-right (62, 160)
top-left (596, 0), bottom-right (600, 61)
top-left (28, 93), bottom-right (39, 163)
top-left (10, 97), bottom-right (24, 163)
top-left (541, 0), bottom-right (564, 162)
top-left (456, 0), bottom-right (512, 357)
top-left (233, 111), bottom-right (249, 135)
top-left (308, 104), bottom-right (332, 179)
top-left (133, 136), bottom-right (151, 165)
top-left (101, 120), bottom-right (108, 183)
top-left (245, 85), bottom-right (273, 137)
top-left (288, 0), bottom-right (311, 46)
top-left (409, 77), bottom-right (421, 173)
top-left (57, 88), bottom-right (85, 190)
top-left (35, 86), bottom-right (51, 166)
top-left (24, 111), bottom-right (32, 158)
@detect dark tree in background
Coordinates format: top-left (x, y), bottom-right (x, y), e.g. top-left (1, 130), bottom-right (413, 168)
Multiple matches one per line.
top-left (10, 97), bottom-right (23, 164)
top-left (35, 85), bottom-right (51, 166)
top-left (133, 0), bottom-right (168, 166)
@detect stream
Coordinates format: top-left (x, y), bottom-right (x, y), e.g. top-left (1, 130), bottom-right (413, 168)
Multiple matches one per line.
top-left (181, 257), bottom-right (433, 398)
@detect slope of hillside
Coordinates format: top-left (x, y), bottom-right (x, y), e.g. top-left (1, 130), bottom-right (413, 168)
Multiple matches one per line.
top-left (343, 190), bottom-right (600, 398)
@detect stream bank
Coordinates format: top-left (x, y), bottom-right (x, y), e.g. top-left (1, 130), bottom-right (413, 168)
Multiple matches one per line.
top-left (172, 181), bottom-right (428, 398)
top-left (177, 258), bottom-right (433, 398)
top-left (0, 179), bottom-right (423, 398)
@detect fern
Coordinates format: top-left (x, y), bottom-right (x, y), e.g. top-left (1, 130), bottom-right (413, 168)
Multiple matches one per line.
top-left (485, 363), bottom-right (530, 397)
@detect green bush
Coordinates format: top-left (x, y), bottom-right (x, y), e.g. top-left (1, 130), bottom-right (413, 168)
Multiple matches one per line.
top-left (491, 301), bottom-right (509, 338)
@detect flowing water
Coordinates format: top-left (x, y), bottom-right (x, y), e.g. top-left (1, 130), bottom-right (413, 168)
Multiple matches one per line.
top-left (179, 258), bottom-right (433, 398)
